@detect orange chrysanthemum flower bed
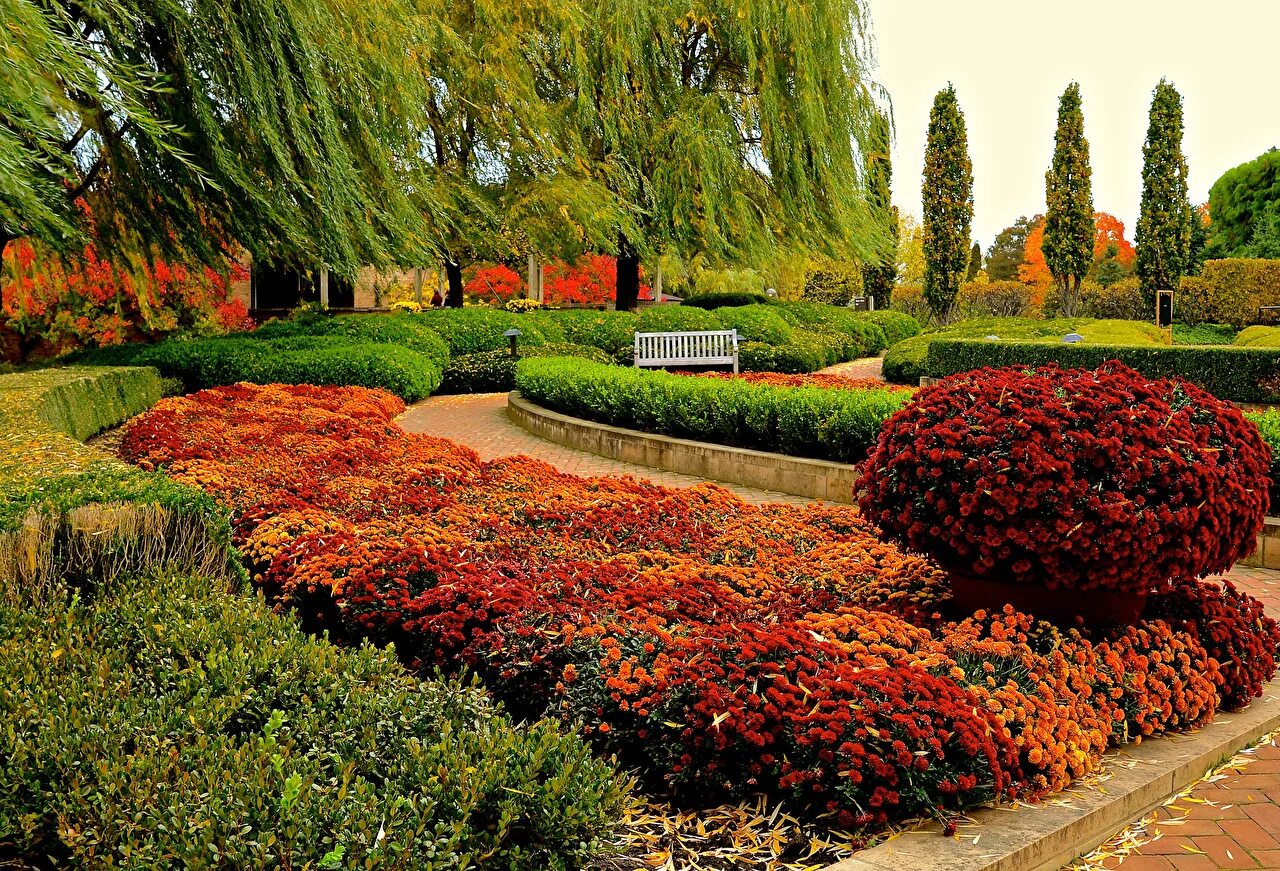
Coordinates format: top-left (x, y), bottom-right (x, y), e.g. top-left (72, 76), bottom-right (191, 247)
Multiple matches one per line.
top-left (120, 383), bottom-right (1280, 831)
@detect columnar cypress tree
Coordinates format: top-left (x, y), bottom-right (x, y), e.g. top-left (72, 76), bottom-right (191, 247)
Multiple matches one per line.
top-left (1043, 83), bottom-right (1094, 317)
top-left (966, 241), bottom-right (982, 281)
top-left (862, 112), bottom-right (898, 306)
top-left (1136, 79), bottom-right (1192, 302)
top-left (922, 85), bottom-right (973, 322)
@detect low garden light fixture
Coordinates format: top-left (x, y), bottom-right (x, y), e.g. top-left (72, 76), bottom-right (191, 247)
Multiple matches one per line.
top-left (503, 328), bottom-right (522, 358)
top-left (1062, 333), bottom-right (1084, 343)
top-left (984, 334), bottom-right (1000, 341)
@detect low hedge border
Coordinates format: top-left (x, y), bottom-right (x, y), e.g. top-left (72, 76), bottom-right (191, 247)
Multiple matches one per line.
top-left (0, 366), bottom-right (234, 599)
top-left (75, 337), bottom-right (443, 402)
top-left (0, 570), bottom-right (627, 868)
top-left (514, 357), bottom-right (909, 463)
top-left (926, 339), bottom-right (1280, 404)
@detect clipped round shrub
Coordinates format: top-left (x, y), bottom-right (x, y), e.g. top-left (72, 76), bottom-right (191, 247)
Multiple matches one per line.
top-left (881, 334), bottom-right (931, 384)
top-left (537, 309), bottom-right (638, 359)
top-left (1148, 579), bottom-right (1280, 710)
top-left (714, 304), bottom-right (794, 345)
top-left (681, 291), bottom-right (772, 310)
top-left (636, 305), bottom-right (724, 333)
top-left (412, 308), bottom-right (556, 355)
top-left (858, 362), bottom-right (1271, 596)
top-left (773, 301), bottom-right (885, 356)
top-left (254, 313), bottom-right (450, 368)
top-left (858, 310), bottom-right (921, 346)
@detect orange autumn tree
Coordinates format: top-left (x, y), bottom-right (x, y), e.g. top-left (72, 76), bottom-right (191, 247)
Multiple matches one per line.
top-left (1021, 212), bottom-right (1136, 303)
top-left (1018, 220), bottom-right (1053, 304)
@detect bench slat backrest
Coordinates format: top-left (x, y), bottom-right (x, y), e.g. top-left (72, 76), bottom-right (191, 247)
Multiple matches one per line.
top-left (634, 329), bottom-right (739, 372)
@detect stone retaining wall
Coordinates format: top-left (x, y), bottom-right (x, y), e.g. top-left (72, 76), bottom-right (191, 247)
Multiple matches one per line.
top-left (507, 391), bottom-right (857, 502)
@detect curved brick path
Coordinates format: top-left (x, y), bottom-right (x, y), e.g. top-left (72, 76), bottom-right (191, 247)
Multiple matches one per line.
top-left (399, 388), bottom-right (1280, 871)
top-left (398, 393), bottom-right (813, 505)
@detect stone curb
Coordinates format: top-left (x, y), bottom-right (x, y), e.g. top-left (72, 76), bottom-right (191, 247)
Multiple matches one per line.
top-left (506, 391), bottom-right (856, 502)
top-left (824, 680), bottom-right (1280, 871)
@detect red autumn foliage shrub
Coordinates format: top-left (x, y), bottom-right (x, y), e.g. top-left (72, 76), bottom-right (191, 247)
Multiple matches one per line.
top-left (464, 264), bottom-right (525, 302)
top-left (542, 254), bottom-right (653, 306)
top-left (858, 362), bottom-right (1270, 596)
top-left (117, 383), bottom-right (1278, 829)
top-left (2, 238), bottom-right (250, 360)
top-left (1148, 579), bottom-right (1280, 710)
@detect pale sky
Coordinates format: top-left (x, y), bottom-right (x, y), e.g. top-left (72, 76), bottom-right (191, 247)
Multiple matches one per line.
top-left (866, 0), bottom-right (1280, 249)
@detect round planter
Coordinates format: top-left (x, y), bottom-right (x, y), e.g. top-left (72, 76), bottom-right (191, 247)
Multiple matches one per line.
top-left (948, 572), bottom-right (1148, 624)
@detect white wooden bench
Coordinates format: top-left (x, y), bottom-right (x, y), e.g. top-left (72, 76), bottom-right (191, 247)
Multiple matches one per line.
top-left (634, 330), bottom-right (740, 373)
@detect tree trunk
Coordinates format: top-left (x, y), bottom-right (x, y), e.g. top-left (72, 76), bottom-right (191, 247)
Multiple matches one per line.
top-left (615, 234), bottom-right (641, 312)
top-left (444, 260), bottom-right (464, 308)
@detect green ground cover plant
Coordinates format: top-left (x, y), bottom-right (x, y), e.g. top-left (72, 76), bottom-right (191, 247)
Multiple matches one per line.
top-left (883, 317), bottom-right (1167, 384)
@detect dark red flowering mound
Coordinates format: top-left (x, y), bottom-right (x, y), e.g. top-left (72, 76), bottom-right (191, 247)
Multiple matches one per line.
top-left (857, 362), bottom-right (1271, 596)
top-left (1148, 579), bottom-right (1280, 710)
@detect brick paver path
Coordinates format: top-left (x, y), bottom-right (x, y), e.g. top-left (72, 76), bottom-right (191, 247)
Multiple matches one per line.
top-left (401, 390), bottom-right (1280, 871)
top-left (819, 355), bottom-right (884, 380)
top-left (398, 393), bottom-right (812, 505)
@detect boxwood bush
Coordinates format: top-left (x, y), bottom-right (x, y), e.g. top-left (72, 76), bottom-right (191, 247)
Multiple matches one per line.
top-left (411, 308), bottom-right (560, 355)
top-left (515, 357), bottom-right (908, 462)
top-left (925, 338), bottom-right (1280, 403)
top-left (714, 304), bottom-right (795, 345)
top-left (858, 310), bottom-right (922, 346)
top-left (636, 305), bottom-right (725, 333)
top-left (124, 337), bottom-right (443, 401)
top-left (0, 570), bottom-right (629, 869)
top-left (439, 344), bottom-right (611, 394)
top-left (531, 309), bottom-right (639, 360)
top-left (254, 312), bottom-right (450, 368)
top-left (681, 291), bottom-right (772, 309)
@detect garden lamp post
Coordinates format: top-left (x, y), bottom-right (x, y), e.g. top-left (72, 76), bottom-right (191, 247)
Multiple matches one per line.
top-left (504, 328), bottom-right (522, 359)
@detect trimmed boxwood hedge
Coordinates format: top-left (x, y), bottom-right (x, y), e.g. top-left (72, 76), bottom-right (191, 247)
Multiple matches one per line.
top-left (925, 339), bottom-right (1280, 403)
top-left (253, 312), bottom-right (451, 368)
top-left (411, 308), bottom-right (561, 354)
top-left (714, 304), bottom-right (795, 345)
top-left (123, 337), bottom-right (443, 402)
top-left (439, 344), bottom-right (611, 394)
top-left (0, 570), bottom-right (628, 869)
top-left (515, 357), bottom-right (908, 463)
top-left (681, 291), bottom-right (772, 309)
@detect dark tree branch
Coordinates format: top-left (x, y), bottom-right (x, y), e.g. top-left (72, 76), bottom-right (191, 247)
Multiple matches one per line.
top-left (68, 155), bottom-right (105, 201)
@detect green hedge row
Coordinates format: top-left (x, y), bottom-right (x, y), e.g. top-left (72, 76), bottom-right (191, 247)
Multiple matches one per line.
top-left (254, 312), bottom-right (451, 369)
top-left (514, 357), bottom-right (909, 462)
top-left (925, 339), bottom-right (1280, 403)
top-left (439, 344), bottom-right (611, 394)
top-left (0, 569), bottom-right (628, 868)
top-left (82, 337), bottom-right (443, 402)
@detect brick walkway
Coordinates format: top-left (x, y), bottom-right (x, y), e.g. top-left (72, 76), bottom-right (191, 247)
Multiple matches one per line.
top-left (821, 355), bottom-right (885, 380)
top-left (398, 393), bottom-right (812, 505)
top-left (400, 390), bottom-right (1280, 871)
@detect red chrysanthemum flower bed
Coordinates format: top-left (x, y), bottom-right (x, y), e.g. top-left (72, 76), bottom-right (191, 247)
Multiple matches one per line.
top-left (1148, 579), bottom-right (1280, 710)
top-left (118, 383), bottom-right (1279, 830)
top-left (857, 362), bottom-right (1271, 595)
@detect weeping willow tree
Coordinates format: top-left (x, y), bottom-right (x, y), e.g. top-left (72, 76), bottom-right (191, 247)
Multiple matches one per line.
top-left (396, 0), bottom-right (610, 306)
top-left (546, 0), bottom-right (889, 310)
top-left (0, 0), bottom-right (441, 275)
